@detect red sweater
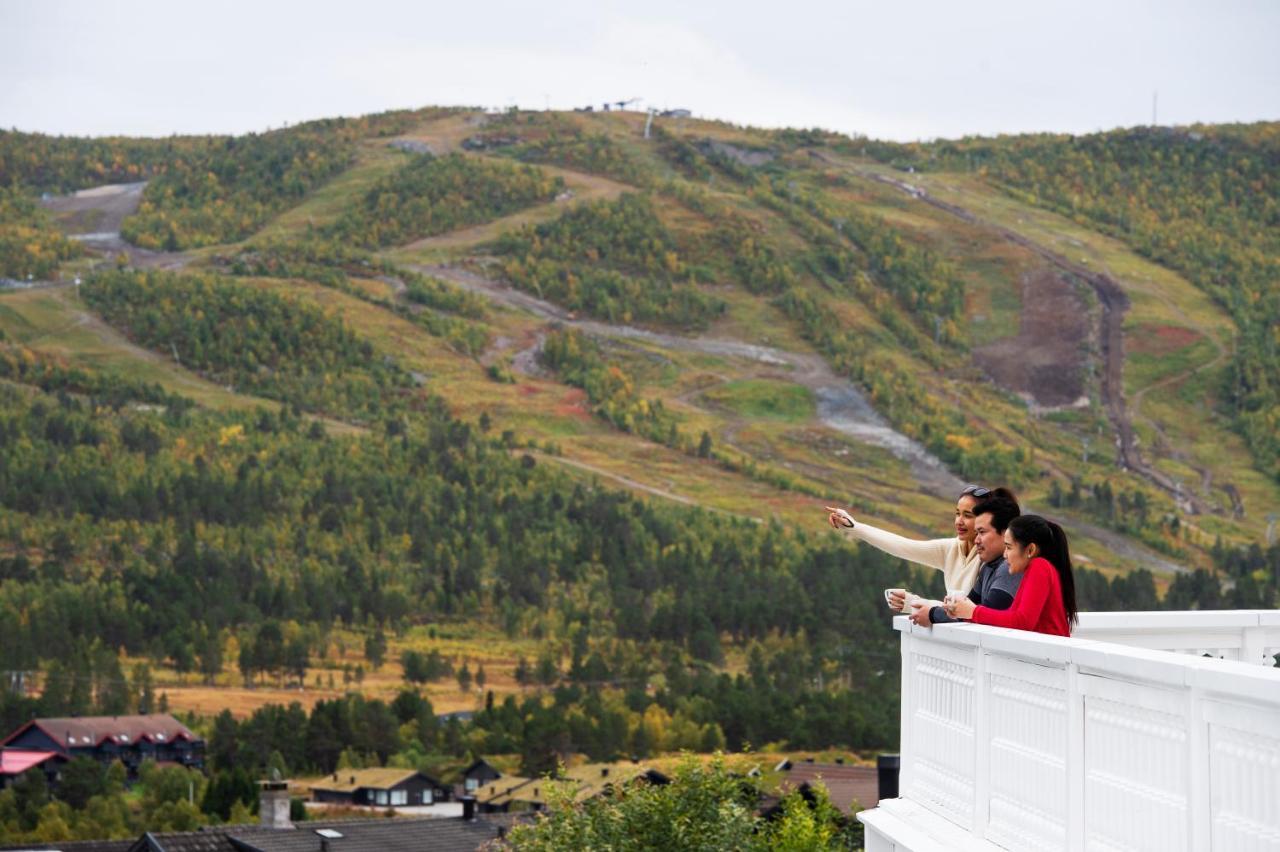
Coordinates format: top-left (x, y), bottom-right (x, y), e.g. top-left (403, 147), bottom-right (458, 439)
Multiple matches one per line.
top-left (971, 556), bottom-right (1070, 637)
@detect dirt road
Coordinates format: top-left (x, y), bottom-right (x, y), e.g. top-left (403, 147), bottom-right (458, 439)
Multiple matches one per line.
top-left (410, 263), bottom-right (969, 498)
top-left (395, 164), bottom-right (631, 257)
top-left (532, 452), bottom-right (701, 508)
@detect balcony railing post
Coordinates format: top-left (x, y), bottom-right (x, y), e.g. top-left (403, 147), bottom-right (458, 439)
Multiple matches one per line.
top-left (1241, 626), bottom-right (1265, 666)
top-left (898, 620), bottom-right (913, 796)
top-left (1187, 684), bottom-right (1210, 851)
top-left (1067, 661), bottom-right (1084, 852)
top-left (972, 647), bottom-right (990, 838)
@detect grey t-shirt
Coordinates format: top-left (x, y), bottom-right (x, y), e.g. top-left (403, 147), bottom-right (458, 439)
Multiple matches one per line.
top-left (930, 556), bottom-right (1021, 623)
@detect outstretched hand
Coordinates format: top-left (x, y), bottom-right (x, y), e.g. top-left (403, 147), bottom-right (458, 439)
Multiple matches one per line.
top-left (825, 506), bottom-right (855, 529)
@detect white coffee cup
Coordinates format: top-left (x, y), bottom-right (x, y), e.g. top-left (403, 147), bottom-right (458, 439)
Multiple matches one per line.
top-left (884, 588), bottom-right (911, 613)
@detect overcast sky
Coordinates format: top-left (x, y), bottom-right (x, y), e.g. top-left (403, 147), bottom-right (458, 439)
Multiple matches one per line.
top-left (3, 0), bottom-right (1277, 141)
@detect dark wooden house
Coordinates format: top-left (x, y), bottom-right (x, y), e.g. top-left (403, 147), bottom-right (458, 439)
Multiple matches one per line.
top-left (459, 758), bottom-right (503, 795)
top-left (0, 714), bottom-right (203, 780)
top-left (310, 768), bottom-right (449, 807)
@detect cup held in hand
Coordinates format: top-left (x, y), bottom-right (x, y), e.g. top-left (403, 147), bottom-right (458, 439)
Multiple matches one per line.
top-left (884, 588), bottom-right (909, 612)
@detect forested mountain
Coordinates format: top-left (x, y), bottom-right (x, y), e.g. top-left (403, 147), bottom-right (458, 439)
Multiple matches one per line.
top-left (1, 107), bottom-right (1277, 841)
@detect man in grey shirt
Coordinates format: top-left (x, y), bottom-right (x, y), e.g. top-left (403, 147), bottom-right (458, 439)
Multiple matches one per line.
top-left (927, 494), bottom-right (1021, 624)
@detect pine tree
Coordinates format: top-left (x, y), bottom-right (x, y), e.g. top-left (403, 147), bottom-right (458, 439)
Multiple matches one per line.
top-left (456, 662), bottom-right (472, 693)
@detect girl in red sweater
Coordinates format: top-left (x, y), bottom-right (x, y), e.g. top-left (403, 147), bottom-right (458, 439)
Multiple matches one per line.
top-left (944, 514), bottom-right (1078, 637)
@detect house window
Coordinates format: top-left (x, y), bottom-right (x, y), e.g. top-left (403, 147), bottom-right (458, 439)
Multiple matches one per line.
top-left (390, 790), bottom-right (407, 806)
top-left (423, 789), bottom-right (434, 805)
top-left (375, 790), bottom-right (388, 806)
top-left (465, 777), bottom-right (478, 792)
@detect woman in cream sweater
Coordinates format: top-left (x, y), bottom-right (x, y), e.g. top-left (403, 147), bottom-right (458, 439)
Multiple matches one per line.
top-left (827, 485), bottom-right (1017, 618)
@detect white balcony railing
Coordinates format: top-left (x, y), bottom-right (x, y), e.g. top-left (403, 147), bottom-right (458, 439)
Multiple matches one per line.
top-left (858, 612), bottom-right (1280, 852)
top-left (1073, 610), bottom-right (1280, 666)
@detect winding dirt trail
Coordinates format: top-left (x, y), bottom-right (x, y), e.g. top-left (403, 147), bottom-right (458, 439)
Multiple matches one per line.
top-left (408, 263), bottom-right (962, 497)
top-left (530, 452), bottom-right (704, 510)
top-left (395, 165), bottom-right (631, 256)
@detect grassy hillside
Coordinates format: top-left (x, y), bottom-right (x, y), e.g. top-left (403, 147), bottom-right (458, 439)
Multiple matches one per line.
top-left (862, 125), bottom-right (1280, 481)
top-left (1, 107), bottom-right (1277, 780)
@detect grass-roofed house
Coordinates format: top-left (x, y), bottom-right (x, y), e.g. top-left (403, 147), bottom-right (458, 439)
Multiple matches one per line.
top-left (309, 768), bottom-right (450, 807)
top-left (477, 761), bottom-right (670, 814)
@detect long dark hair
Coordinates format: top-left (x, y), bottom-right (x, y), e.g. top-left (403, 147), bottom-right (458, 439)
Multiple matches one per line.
top-left (1007, 514), bottom-right (1078, 627)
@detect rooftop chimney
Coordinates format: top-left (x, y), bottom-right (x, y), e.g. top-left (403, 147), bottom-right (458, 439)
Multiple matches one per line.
top-left (601, 767), bottom-right (609, 778)
top-left (877, 754), bottom-right (900, 801)
top-left (461, 795), bottom-right (476, 821)
top-left (259, 773), bottom-right (293, 830)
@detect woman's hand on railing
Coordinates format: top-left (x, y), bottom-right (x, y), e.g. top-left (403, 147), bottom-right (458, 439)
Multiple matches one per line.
top-left (945, 595), bottom-right (976, 620)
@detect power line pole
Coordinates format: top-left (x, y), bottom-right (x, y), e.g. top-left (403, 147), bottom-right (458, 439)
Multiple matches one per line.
top-left (1152, 90), bottom-right (1158, 126)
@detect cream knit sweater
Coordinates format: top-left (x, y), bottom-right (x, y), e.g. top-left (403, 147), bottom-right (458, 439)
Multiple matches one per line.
top-left (840, 520), bottom-right (982, 601)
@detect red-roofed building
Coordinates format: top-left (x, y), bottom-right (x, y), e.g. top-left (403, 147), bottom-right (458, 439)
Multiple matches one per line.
top-left (0, 749), bottom-right (66, 788)
top-left (0, 714), bottom-right (204, 779)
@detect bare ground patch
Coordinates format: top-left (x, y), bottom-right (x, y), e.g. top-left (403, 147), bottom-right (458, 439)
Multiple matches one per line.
top-left (41, 181), bottom-right (147, 235)
top-left (39, 181), bottom-right (190, 270)
top-left (554, 387), bottom-right (592, 420)
top-left (972, 267), bottom-right (1091, 408)
top-left (1127, 323), bottom-right (1204, 357)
